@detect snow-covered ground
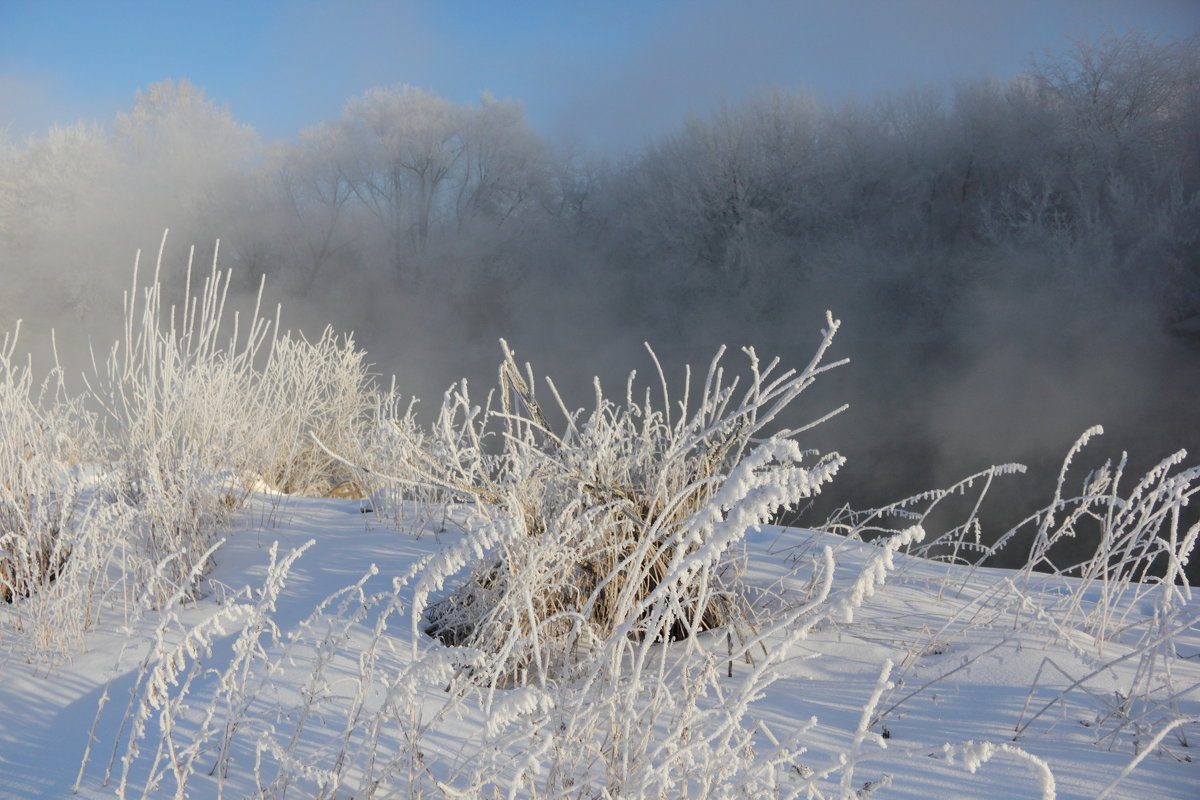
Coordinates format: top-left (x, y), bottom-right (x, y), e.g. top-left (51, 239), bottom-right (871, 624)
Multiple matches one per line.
top-left (2, 490), bottom-right (1195, 799)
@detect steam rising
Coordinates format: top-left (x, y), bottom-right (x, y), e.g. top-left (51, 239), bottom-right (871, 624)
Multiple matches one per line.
top-left (2, 33), bottom-right (1197, 574)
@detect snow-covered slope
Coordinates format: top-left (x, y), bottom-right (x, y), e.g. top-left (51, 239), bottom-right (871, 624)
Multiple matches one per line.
top-left (2, 491), bottom-right (1195, 799)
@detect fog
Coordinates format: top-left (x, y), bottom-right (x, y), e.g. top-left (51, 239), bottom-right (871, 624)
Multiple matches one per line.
top-left (2, 32), bottom-right (1198, 577)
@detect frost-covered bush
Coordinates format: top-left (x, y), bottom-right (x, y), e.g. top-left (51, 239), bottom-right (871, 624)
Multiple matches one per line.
top-left (1, 328), bottom-right (75, 602)
top-left (0, 237), bottom-right (382, 659)
top-left (0, 324), bottom-right (113, 657)
top-left (374, 321), bottom-right (848, 686)
top-left (84, 239), bottom-right (277, 603)
top-left (82, 235), bottom-right (381, 604)
top-left (256, 327), bottom-right (380, 497)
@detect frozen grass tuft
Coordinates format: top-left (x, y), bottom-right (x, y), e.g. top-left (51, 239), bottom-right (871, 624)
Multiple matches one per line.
top-left (363, 325), bottom-right (847, 686)
top-left (1, 235), bottom-right (380, 660)
top-left (0, 321), bottom-right (107, 657)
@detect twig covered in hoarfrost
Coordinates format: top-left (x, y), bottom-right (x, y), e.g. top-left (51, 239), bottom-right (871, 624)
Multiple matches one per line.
top-left (837, 660), bottom-right (893, 799)
top-left (1095, 716), bottom-right (1200, 800)
top-left (948, 740), bottom-right (1057, 800)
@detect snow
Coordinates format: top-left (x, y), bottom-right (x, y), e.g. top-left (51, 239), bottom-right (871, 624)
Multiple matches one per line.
top-left (1, 491), bottom-right (1195, 799)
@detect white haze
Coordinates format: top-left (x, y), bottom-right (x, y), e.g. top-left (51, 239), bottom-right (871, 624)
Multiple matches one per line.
top-left (1, 32), bottom-right (1198, 576)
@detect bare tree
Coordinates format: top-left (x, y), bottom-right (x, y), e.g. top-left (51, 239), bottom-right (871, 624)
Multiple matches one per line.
top-left (454, 92), bottom-right (549, 232)
top-left (339, 86), bottom-right (465, 280)
top-left (273, 122), bottom-right (360, 290)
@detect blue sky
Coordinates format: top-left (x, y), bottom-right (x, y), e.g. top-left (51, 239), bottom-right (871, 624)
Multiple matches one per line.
top-left (2, 0), bottom-right (1197, 150)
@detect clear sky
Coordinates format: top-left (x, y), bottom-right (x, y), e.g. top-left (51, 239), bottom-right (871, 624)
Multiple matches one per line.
top-left (2, 0), bottom-right (1198, 150)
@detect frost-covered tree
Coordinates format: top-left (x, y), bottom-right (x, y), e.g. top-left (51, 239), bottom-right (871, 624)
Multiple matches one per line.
top-left (338, 86), bottom-right (465, 276)
top-left (269, 121), bottom-right (361, 290)
top-left (0, 122), bottom-right (118, 327)
top-left (455, 92), bottom-right (550, 231)
top-left (112, 78), bottom-right (260, 245)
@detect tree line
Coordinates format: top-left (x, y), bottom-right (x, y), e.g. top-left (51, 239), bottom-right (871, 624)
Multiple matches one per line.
top-left (3, 33), bottom-right (1196, 337)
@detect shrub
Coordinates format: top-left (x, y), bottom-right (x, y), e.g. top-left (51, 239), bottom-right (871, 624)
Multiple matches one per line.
top-left (256, 327), bottom-right (380, 497)
top-left (83, 235), bottom-right (381, 604)
top-left (0, 322), bottom-right (107, 655)
top-left (2, 235), bottom-right (381, 658)
top-left (373, 319), bottom-right (848, 686)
